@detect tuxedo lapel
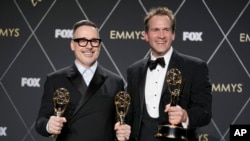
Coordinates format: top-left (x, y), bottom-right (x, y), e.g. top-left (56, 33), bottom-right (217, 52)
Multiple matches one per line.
top-left (82, 65), bottom-right (107, 107)
top-left (139, 59), bottom-right (149, 113)
top-left (67, 65), bottom-right (87, 97)
top-left (161, 50), bottom-right (183, 104)
top-left (71, 65), bottom-right (107, 117)
top-left (66, 65), bottom-right (87, 116)
top-left (168, 50), bottom-right (181, 70)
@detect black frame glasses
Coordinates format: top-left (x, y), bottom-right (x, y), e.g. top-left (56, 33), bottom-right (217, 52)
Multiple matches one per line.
top-left (73, 38), bottom-right (102, 47)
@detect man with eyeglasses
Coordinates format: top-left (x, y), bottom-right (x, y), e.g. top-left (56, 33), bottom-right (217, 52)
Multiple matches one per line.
top-left (35, 20), bottom-right (131, 141)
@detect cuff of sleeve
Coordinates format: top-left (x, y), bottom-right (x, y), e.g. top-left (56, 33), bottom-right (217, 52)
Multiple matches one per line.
top-left (182, 117), bottom-right (189, 129)
top-left (46, 123), bottom-right (49, 133)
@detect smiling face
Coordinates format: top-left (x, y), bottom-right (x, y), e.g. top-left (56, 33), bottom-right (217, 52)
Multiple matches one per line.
top-left (70, 25), bottom-right (101, 68)
top-left (144, 15), bottom-right (175, 57)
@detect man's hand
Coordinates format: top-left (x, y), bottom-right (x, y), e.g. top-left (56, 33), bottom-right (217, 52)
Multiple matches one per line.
top-left (165, 104), bottom-right (188, 125)
top-left (114, 122), bottom-right (131, 141)
top-left (47, 116), bottom-right (67, 135)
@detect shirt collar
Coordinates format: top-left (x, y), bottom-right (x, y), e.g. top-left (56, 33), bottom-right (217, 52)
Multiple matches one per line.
top-left (150, 46), bottom-right (173, 64)
top-left (74, 60), bottom-right (98, 74)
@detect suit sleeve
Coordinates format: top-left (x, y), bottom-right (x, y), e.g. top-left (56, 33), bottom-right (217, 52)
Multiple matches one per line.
top-left (186, 61), bottom-right (212, 128)
top-left (35, 75), bottom-right (55, 137)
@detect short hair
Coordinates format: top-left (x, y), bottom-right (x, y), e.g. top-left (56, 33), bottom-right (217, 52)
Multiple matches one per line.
top-left (144, 7), bottom-right (176, 33)
top-left (72, 20), bottom-right (98, 34)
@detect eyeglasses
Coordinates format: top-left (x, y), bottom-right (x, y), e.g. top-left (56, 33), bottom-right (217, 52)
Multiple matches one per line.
top-left (73, 38), bottom-right (102, 47)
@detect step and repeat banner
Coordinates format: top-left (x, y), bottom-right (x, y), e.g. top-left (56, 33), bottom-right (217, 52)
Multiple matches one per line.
top-left (1, 0), bottom-right (250, 140)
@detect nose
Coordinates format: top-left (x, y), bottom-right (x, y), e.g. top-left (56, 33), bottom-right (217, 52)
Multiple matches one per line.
top-left (85, 42), bottom-right (93, 49)
top-left (159, 30), bottom-right (165, 38)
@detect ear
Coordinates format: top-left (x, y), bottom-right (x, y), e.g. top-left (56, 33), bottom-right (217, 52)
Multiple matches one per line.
top-left (172, 32), bottom-right (176, 40)
top-left (143, 31), bottom-right (149, 42)
top-left (70, 40), bottom-right (75, 51)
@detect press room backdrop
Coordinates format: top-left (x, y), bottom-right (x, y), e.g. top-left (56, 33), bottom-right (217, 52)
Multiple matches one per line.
top-left (0, 0), bottom-right (250, 140)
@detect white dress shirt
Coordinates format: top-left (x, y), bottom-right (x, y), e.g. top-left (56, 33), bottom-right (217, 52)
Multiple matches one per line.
top-left (75, 60), bottom-right (97, 86)
top-left (145, 47), bottom-right (173, 118)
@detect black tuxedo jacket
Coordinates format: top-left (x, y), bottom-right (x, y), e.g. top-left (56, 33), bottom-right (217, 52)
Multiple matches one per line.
top-left (126, 50), bottom-right (212, 141)
top-left (36, 64), bottom-right (124, 141)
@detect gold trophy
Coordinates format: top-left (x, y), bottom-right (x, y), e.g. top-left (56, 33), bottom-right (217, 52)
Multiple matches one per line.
top-left (114, 91), bottom-right (131, 124)
top-left (155, 68), bottom-right (187, 140)
top-left (52, 88), bottom-right (70, 141)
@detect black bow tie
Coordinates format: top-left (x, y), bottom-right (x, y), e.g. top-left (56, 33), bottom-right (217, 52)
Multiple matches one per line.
top-left (147, 57), bottom-right (166, 70)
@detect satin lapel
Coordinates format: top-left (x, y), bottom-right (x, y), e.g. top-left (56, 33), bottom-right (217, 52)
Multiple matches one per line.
top-left (139, 59), bottom-right (148, 113)
top-left (168, 51), bottom-right (185, 103)
top-left (72, 65), bottom-right (107, 116)
top-left (82, 66), bottom-right (107, 107)
top-left (67, 65), bottom-right (87, 116)
top-left (168, 50), bottom-right (181, 69)
top-left (69, 68), bottom-right (87, 96)
top-left (161, 50), bottom-right (182, 102)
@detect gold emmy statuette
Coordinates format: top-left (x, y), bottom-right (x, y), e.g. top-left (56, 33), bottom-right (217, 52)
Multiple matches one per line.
top-left (155, 68), bottom-right (187, 140)
top-left (114, 91), bottom-right (131, 124)
top-left (52, 88), bottom-right (70, 141)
